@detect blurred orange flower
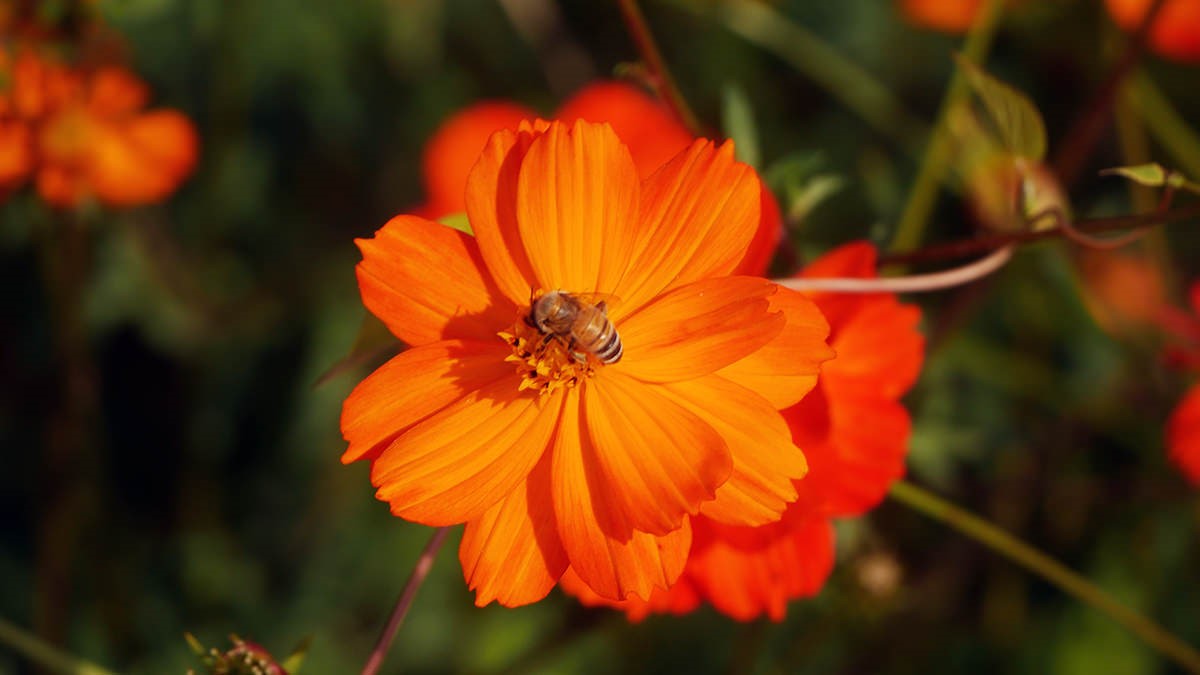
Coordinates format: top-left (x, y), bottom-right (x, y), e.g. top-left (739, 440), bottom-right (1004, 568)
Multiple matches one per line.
top-left (415, 81), bottom-right (783, 276)
top-left (342, 119), bottom-right (834, 606)
top-left (561, 242), bottom-right (925, 621)
top-left (1079, 251), bottom-right (1169, 336)
top-left (1162, 282), bottom-right (1200, 486)
top-left (899, 0), bottom-right (985, 33)
top-left (0, 46), bottom-right (198, 208)
top-left (1106, 0), bottom-right (1200, 62)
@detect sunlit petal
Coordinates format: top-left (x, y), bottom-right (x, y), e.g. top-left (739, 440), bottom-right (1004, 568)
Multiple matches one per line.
top-left (618, 276), bottom-right (786, 383)
top-left (371, 382), bottom-right (562, 526)
top-left (356, 214), bottom-right (518, 346)
top-left (461, 452), bottom-right (569, 607)
top-left (340, 339), bottom-right (512, 464)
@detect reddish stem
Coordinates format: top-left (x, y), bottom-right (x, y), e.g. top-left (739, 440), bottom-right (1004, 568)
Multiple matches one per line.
top-left (360, 527), bottom-right (451, 675)
top-left (616, 0), bottom-right (703, 135)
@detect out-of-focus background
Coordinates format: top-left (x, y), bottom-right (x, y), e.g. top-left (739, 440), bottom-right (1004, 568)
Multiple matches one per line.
top-left (2, 0), bottom-right (1199, 672)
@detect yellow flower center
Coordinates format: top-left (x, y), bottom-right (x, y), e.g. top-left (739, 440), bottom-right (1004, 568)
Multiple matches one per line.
top-left (499, 315), bottom-right (597, 396)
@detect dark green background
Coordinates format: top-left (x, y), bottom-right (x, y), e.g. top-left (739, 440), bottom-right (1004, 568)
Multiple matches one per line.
top-left (2, 0), bottom-right (1198, 672)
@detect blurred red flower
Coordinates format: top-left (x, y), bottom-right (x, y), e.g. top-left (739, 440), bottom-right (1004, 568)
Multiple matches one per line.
top-left (1162, 281), bottom-right (1200, 486)
top-left (1106, 0), bottom-right (1200, 62)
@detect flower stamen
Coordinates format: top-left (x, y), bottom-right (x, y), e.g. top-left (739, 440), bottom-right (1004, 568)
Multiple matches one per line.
top-left (500, 316), bottom-right (597, 396)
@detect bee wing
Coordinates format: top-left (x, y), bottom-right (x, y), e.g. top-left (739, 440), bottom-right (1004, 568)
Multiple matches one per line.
top-left (572, 291), bottom-right (622, 315)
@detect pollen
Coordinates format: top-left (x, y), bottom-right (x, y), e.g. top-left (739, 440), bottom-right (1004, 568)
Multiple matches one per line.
top-left (499, 317), bottom-right (596, 397)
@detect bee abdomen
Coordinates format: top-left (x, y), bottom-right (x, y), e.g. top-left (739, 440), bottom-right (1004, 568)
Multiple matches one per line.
top-left (590, 323), bottom-right (623, 364)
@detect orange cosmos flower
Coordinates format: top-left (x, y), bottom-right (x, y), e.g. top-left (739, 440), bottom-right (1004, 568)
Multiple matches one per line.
top-left (342, 119), bottom-right (834, 607)
top-left (1162, 281), bottom-right (1200, 486)
top-left (415, 80), bottom-right (783, 276)
top-left (561, 242), bottom-right (925, 620)
top-left (0, 46), bottom-right (198, 208)
top-left (1106, 0), bottom-right (1200, 62)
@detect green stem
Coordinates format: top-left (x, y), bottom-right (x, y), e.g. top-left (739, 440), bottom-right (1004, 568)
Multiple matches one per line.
top-left (674, 0), bottom-right (928, 159)
top-left (0, 618), bottom-right (117, 675)
top-left (888, 0), bottom-right (1005, 254)
top-left (889, 480), bottom-right (1200, 673)
top-left (1127, 70), bottom-right (1200, 181)
top-left (617, 0), bottom-right (703, 135)
top-left (1113, 84), bottom-right (1177, 295)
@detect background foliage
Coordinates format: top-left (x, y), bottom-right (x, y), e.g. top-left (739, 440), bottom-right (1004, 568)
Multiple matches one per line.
top-left (2, 0), bottom-right (1199, 673)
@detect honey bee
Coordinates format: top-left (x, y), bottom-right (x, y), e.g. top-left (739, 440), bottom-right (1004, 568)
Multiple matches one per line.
top-left (527, 290), bottom-right (623, 364)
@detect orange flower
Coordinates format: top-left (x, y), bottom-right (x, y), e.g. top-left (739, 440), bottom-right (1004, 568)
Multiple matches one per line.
top-left (560, 506), bottom-right (835, 622)
top-left (342, 119), bottom-right (834, 606)
top-left (415, 81), bottom-right (783, 276)
top-left (1106, 0), bottom-right (1200, 62)
top-left (898, 0), bottom-right (985, 33)
top-left (1163, 282), bottom-right (1200, 486)
top-left (0, 46), bottom-right (198, 208)
top-left (561, 242), bottom-right (925, 621)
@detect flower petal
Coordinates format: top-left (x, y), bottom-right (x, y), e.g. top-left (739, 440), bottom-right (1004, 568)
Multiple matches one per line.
top-left (686, 514), bottom-right (835, 622)
top-left (1168, 384), bottom-right (1200, 487)
top-left (787, 391), bottom-right (912, 516)
top-left (422, 101), bottom-right (535, 218)
top-left (551, 388), bottom-right (692, 601)
top-left (555, 81), bottom-right (693, 178)
top-left (558, 565), bottom-right (701, 622)
top-left (356, 214), bottom-right (518, 346)
top-left (825, 299), bottom-right (924, 398)
top-left (0, 121), bottom-right (34, 189)
top-left (87, 68), bottom-right (149, 115)
top-left (340, 339), bottom-right (512, 464)
top-left (515, 120), bottom-right (640, 293)
top-left (795, 241), bottom-right (879, 328)
top-left (86, 111), bottom-right (198, 206)
top-left (466, 123), bottom-right (547, 307)
top-left (460, 452), bottom-right (569, 607)
top-left (583, 371), bottom-right (731, 536)
top-left (614, 139), bottom-right (761, 311)
top-left (618, 276), bottom-right (786, 383)
top-left (717, 285), bottom-right (832, 409)
top-left (662, 375), bottom-right (808, 527)
top-left (733, 184), bottom-right (784, 276)
top-left (371, 381), bottom-right (563, 526)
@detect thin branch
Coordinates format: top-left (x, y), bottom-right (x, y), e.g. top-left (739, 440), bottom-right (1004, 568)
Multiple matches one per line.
top-left (0, 617), bottom-right (116, 675)
top-left (890, 480), bottom-right (1200, 674)
top-left (360, 527), bottom-right (451, 675)
top-left (1052, 0), bottom-right (1169, 186)
top-left (616, 0), bottom-right (703, 135)
top-left (777, 245), bottom-right (1013, 294)
top-left (878, 203), bottom-right (1200, 267)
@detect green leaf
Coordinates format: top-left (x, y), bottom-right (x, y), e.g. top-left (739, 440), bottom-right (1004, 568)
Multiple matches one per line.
top-left (1100, 162), bottom-right (1171, 187)
top-left (721, 83), bottom-right (761, 169)
top-left (955, 55), bottom-right (1047, 161)
top-left (279, 636), bottom-right (313, 674)
top-left (1100, 163), bottom-right (1200, 195)
top-left (438, 212), bottom-right (472, 235)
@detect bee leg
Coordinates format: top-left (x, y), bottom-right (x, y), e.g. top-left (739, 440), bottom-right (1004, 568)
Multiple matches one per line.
top-left (596, 300), bottom-right (607, 315)
top-left (524, 287), bottom-right (538, 328)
